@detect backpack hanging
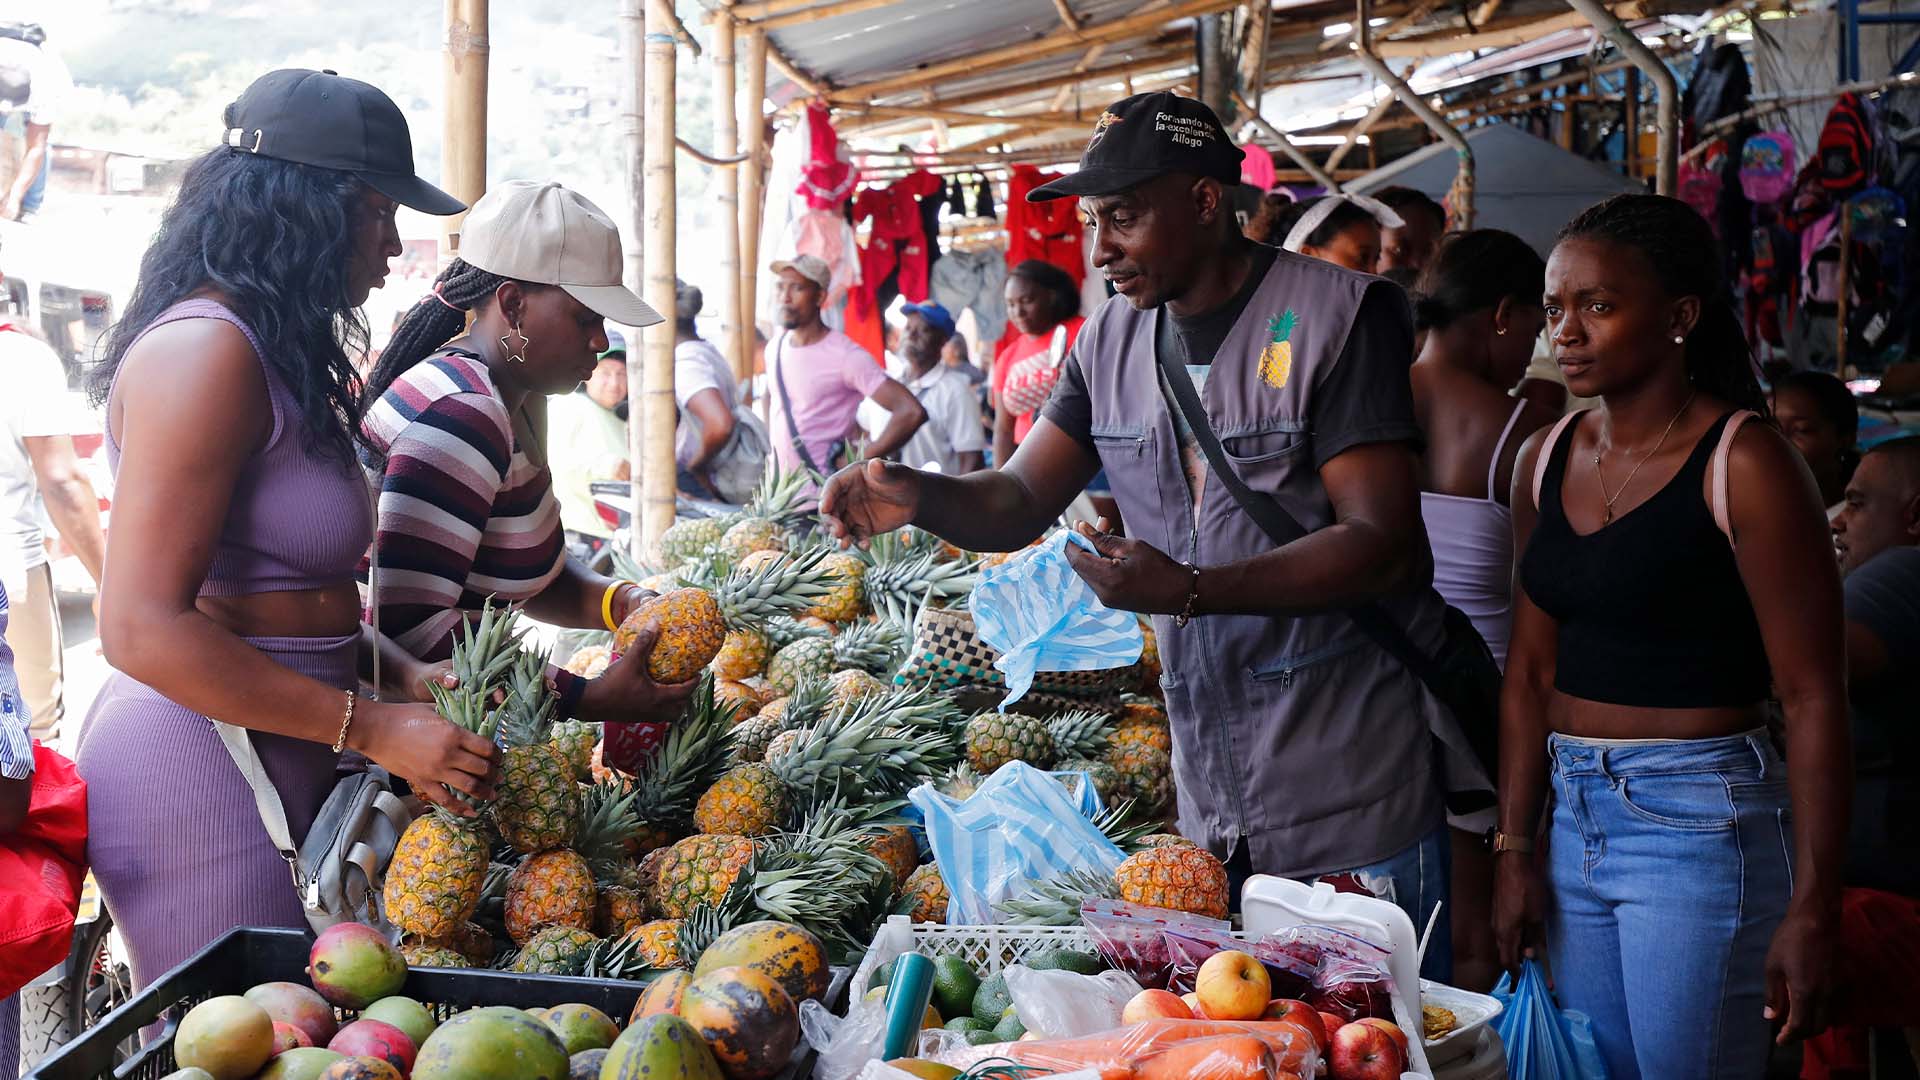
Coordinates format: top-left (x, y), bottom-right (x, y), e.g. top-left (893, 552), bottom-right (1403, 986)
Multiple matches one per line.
top-left (1817, 92), bottom-right (1881, 196)
top-left (1740, 131), bottom-right (1797, 205)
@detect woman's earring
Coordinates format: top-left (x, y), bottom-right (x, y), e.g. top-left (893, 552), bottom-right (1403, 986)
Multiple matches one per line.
top-left (502, 325), bottom-right (530, 364)
top-left (1496, 327), bottom-right (1508, 336)
top-left (1673, 335), bottom-right (1685, 345)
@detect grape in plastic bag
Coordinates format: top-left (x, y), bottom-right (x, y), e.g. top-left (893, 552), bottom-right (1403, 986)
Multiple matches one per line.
top-left (1081, 897), bottom-right (1231, 990)
top-left (1003, 963), bottom-right (1143, 1039)
top-left (1257, 924), bottom-right (1396, 1022)
top-left (1492, 958), bottom-right (1611, 1080)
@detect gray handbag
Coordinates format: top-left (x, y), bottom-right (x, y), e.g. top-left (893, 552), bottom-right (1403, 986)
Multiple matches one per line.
top-left (214, 482), bottom-right (415, 932)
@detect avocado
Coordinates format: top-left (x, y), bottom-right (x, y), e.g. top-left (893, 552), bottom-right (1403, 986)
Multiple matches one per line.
top-left (931, 955), bottom-right (981, 1021)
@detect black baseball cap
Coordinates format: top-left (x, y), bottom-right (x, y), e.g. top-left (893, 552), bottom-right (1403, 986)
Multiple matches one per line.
top-left (1028, 91), bottom-right (1246, 202)
top-left (223, 69), bottom-right (466, 216)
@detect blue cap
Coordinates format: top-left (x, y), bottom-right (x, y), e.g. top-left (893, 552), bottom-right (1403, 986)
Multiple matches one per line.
top-left (900, 301), bottom-right (956, 338)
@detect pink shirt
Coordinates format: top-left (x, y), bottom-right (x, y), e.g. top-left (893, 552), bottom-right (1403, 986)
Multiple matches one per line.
top-left (768, 328), bottom-right (889, 472)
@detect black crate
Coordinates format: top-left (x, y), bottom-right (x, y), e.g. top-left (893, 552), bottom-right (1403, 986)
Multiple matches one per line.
top-left (29, 927), bottom-right (849, 1080)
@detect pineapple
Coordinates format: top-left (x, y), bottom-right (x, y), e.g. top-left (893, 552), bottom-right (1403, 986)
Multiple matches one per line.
top-left (762, 727), bottom-right (811, 765)
top-left (492, 650), bottom-right (581, 854)
top-left (736, 549), bottom-right (786, 576)
top-left (400, 942), bottom-right (471, 968)
top-left (1111, 709), bottom-right (1173, 758)
top-left (598, 882), bottom-right (648, 939)
top-left (712, 628), bottom-right (771, 681)
top-left (827, 669), bottom-right (886, 710)
top-left (1109, 743), bottom-right (1174, 817)
top-left (504, 849), bottom-right (597, 945)
top-left (661, 516), bottom-right (731, 564)
top-left (764, 614), bottom-right (830, 651)
top-left (549, 719), bottom-right (599, 782)
top-left (996, 867), bottom-right (1119, 925)
top-left (714, 679), bottom-right (765, 720)
top-left (860, 532), bottom-right (979, 626)
top-left (902, 863), bottom-right (949, 923)
top-left (1258, 308), bottom-right (1298, 390)
top-left (382, 605), bottom-right (518, 938)
top-left (797, 616), bottom-right (837, 635)
top-left (807, 552), bottom-right (867, 623)
top-left (1046, 709), bottom-right (1116, 761)
top-left (509, 926), bottom-right (600, 975)
top-left (1113, 844), bottom-right (1231, 920)
top-left (692, 763), bottom-right (788, 836)
top-left (624, 675), bottom-right (738, 850)
top-left (651, 833), bottom-right (756, 918)
top-left (864, 824), bottom-right (920, 888)
top-left (729, 714), bottom-right (784, 764)
top-left (613, 549), bottom-right (839, 684)
top-left (938, 764), bottom-right (985, 801)
top-left (964, 712), bottom-right (1058, 773)
top-left (719, 517), bottom-right (788, 561)
top-left (635, 845), bottom-right (673, 904)
top-left (1139, 833), bottom-right (1198, 850)
top-left (564, 644), bottom-right (612, 679)
top-left (829, 619), bottom-right (907, 678)
top-left (766, 636), bottom-right (833, 696)
top-left (625, 918), bottom-right (684, 968)
top-left (1058, 757), bottom-right (1122, 804)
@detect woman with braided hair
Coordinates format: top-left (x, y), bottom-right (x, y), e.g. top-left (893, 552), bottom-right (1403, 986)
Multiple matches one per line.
top-left (1496, 194), bottom-right (1848, 1078)
top-left (360, 181), bottom-right (696, 752)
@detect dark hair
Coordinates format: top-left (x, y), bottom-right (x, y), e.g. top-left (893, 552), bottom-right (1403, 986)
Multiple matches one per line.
top-left (1244, 190), bottom-right (1295, 245)
top-left (1007, 259), bottom-right (1080, 323)
top-left (364, 258), bottom-right (510, 406)
top-left (674, 278), bottom-right (704, 332)
top-left (1412, 229), bottom-right (1545, 332)
top-left (1773, 370), bottom-right (1859, 444)
top-left (1864, 435), bottom-right (1920, 492)
top-left (1376, 186), bottom-right (1446, 232)
top-left (1556, 194), bottom-right (1766, 414)
top-left (1272, 196), bottom-right (1376, 251)
top-left (92, 148), bottom-right (372, 459)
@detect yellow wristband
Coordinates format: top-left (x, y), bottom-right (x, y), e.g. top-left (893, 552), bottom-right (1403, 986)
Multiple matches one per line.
top-left (602, 581), bottom-right (630, 632)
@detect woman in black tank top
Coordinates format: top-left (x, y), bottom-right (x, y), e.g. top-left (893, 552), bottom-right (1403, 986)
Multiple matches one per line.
top-left (1493, 196), bottom-right (1847, 1080)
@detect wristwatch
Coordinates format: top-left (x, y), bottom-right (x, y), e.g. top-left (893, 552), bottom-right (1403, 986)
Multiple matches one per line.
top-left (1488, 830), bottom-right (1534, 855)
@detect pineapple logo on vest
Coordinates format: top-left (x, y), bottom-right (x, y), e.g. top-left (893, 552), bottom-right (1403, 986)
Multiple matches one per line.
top-left (1085, 110), bottom-right (1122, 152)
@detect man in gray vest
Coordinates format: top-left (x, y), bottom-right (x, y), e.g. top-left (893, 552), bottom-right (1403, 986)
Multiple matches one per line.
top-left (821, 92), bottom-right (1455, 976)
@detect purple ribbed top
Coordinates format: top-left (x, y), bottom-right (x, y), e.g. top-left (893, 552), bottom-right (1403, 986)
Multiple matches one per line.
top-left (107, 299), bottom-right (373, 596)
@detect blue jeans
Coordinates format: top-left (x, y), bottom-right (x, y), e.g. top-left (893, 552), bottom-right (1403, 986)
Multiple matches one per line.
top-left (1546, 731), bottom-right (1792, 1080)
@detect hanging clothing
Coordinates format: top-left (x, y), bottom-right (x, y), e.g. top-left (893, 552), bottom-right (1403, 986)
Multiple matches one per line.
top-left (1005, 164), bottom-right (1085, 285)
top-left (1241, 144), bottom-right (1277, 192)
top-left (756, 125), bottom-right (807, 332)
top-left (787, 209), bottom-right (861, 310)
top-left (797, 102), bottom-right (857, 210)
top-left (929, 246), bottom-right (1009, 344)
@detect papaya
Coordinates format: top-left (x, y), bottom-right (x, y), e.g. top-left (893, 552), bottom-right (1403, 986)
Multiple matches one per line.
top-left (631, 970), bottom-right (692, 1023)
top-left (315, 1058), bottom-right (403, 1080)
top-left (679, 967), bottom-right (799, 1080)
top-left (600, 1014), bottom-right (723, 1080)
top-left (690, 921), bottom-right (831, 1005)
top-left (413, 1006), bottom-right (569, 1080)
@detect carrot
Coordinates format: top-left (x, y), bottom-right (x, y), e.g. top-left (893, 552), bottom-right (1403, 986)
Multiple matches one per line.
top-left (1127, 1035), bottom-right (1276, 1080)
top-left (1005, 1019), bottom-right (1321, 1077)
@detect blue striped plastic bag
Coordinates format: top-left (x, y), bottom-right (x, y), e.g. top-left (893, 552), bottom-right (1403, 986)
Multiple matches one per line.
top-left (970, 530), bottom-right (1144, 707)
top-left (908, 761), bottom-right (1125, 925)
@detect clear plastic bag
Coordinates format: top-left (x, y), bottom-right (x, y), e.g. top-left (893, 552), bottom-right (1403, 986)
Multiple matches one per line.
top-left (909, 761), bottom-right (1124, 925)
top-left (1081, 898), bottom-right (1232, 990)
top-left (1003, 963), bottom-right (1144, 1039)
top-left (1492, 959), bottom-right (1610, 1080)
top-left (1003, 1018), bottom-right (1322, 1080)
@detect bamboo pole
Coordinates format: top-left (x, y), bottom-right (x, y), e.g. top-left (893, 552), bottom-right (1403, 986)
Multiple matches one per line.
top-left (749, 0), bottom-right (899, 32)
top-left (832, 0), bottom-right (1248, 101)
top-left (1233, 89), bottom-right (1339, 190)
top-left (1324, 70), bottom-right (1406, 171)
top-left (1562, 0), bottom-right (1675, 194)
top-left (856, 48), bottom-right (1192, 111)
top-left (641, 0), bottom-right (679, 553)
top-left (441, 0), bottom-right (489, 254)
top-left (620, 0), bottom-right (646, 538)
top-left (1237, 0), bottom-right (1271, 107)
top-left (767, 45), bottom-right (830, 96)
top-left (739, 29), bottom-right (770, 388)
top-left (714, 0), bottom-right (742, 383)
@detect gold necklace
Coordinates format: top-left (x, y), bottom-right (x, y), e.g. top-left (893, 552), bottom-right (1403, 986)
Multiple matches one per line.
top-left (1592, 392), bottom-right (1695, 524)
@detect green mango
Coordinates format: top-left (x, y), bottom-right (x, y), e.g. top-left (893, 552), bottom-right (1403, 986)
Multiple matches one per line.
top-left (414, 1006), bottom-right (569, 1080)
top-left (599, 1014), bottom-right (723, 1080)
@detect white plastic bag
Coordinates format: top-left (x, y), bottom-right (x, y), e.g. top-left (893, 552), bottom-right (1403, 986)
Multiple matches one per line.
top-left (909, 761), bottom-right (1125, 924)
top-left (1004, 963), bottom-right (1144, 1039)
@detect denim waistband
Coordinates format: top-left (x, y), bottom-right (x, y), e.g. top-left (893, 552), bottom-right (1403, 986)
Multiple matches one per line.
top-left (1548, 728), bottom-right (1781, 779)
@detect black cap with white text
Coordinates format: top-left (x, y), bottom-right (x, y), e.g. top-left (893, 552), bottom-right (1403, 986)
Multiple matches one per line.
top-left (1026, 91), bottom-right (1246, 202)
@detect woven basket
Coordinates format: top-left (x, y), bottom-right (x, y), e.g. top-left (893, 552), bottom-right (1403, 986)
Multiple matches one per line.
top-left (893, 606), bottom-right (1135, 702)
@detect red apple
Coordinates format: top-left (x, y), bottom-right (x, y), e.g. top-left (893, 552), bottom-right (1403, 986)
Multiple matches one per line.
top-left (1319, 1012), bottom-right (1348, 1042)
top-left (1329, 1020), bottom-right (1406, 1080)
top-left (1196, 950), bottom-right (1272, 1022)
top-left (1262, 999), bottom-right (1328, 1052)
top-left (1355, 1017), bottom-right (1409, 1059)
top-left (1182, 992), bottom-right (1211, 1019)
top-left (1123, 989), bottom-right (1195, 1025)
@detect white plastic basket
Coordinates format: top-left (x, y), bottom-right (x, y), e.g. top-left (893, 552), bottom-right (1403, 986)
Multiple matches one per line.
top-left (876, 916), bottom-right (1103, 976)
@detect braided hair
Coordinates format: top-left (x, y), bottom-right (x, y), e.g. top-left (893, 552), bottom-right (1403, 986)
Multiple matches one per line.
top-left (1007, 259), bottom-right (1081, 323)
top-left (363, 258), bottom-right (509, 406)
top-left (1556, 195), bottom-right (1766, 415)
top-left (1413, 229), bottom-right (1544, 333)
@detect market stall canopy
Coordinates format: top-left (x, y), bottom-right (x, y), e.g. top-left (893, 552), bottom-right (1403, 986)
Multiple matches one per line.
top-left (1343, 120), bottom-right (1645, 251)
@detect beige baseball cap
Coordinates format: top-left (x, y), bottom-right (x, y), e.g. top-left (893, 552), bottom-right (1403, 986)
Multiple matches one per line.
top-left (459, 180), bottom-right (663, 327)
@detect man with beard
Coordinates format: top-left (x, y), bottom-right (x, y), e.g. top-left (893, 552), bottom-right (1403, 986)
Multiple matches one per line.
top-left (819, 92), bottom-right (1462, 976)
top-left (766, 255), bottom-right (923, 475)
top-left (890, 302), bottom-right (986, 474)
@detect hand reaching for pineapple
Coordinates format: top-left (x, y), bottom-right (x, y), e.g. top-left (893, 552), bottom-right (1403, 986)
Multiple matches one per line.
top-left (351, 699), bottom-right (501, 817)
top-left (820, 458), bottom-right (922, 549)
top-left (574, 620), bottom-right (701, 724)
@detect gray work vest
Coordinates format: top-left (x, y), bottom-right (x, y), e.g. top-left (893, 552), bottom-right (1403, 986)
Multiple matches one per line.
top-left (1079, 249), bottom-right (1446, 879)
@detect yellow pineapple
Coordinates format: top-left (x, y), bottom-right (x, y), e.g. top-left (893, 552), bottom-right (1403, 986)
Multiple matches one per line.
top-left (615, 588), bottom-right (725, 684)
top-left (598, 882), bottom-right (649, 939)
top-left (493, 652), bottom-right (581, 854)
top-left (650, 833), bottom-right (756, 918)
top-left (1109, 743), bottom-right (1174, 817)
top-left (719, 517), bottom-right (787, 561)
top-left (625, 918), bottom-right (684, 968)
top-left (807, 553), bottom-right (867, 623)
top-left (863, 824), bottom-right (920, 888)
top-left (1113, 844), bottom-right (1230, 920)
top-left (715, 679), bottom-right (765, 721)
top-left (692, 763), bottom-right (788, 836)
top-left (712, 628), bottom-right (771, 681)
top-left (1257, 309), bottom-right (1298, 389)
top-left (902, 863), bottom-right (949, 923)
top-left (564, 644), bottom-right (612, 678)
top-left (762, 727), bottom-right (811, 766)
top-left (504, 849), bottom-right (597, 945)
top-left (827, 669), bottom-right (886, 710)
top-left (1112, 706), bottom-right (1173, 758)
top-left (736, 549), bottom-right (785, 576)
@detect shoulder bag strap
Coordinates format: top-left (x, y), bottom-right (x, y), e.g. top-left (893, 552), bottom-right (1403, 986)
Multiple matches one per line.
top-left (771, 332), bottom-right (823, 474)
top-left (213, 721), bottom-right (301, 881)
top-left (1531, 410), bottom-right (1584, 511)
top-left (1151, 317), bottom-right (1448, 690)
top-left (1711, 409), bottom-right (1759, 545)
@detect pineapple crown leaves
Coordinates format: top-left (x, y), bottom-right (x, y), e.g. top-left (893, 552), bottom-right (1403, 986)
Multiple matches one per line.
top-left (773, 675), bottom-right (834, 731)
top-left (994, 866), bottom-right (1120, 925)
top-left (764, 615), bottom-right (831, 651)
top-left (831, 619), bottom-right (907, 677)
top-left (744, 466), bottom-right (816, 530)
top-left (687, 545), bottom-right (838, 630)
top-left (576, 780), bottom-right (644, 880)
top-left (607, 541), bottom-right (658, 584)
top-left (627, 674), bottom-right (739, 827)
top-left (1046, 709), bottom-right (1117, 759)
top-left (768, 703), bottom-right (959, 804)
top-left (495, 647), bottom-right (559, 749)
top-left (677, 880), bottom-right (755, 962)
top-left (1268, 308), bottom-right (1298, 344)
top-left (579, 930), bottom-right (649, 979)
top-left (450, 598), bottom-right (530, 699)
top-left (1091, 799), bottom-right (1161, 852)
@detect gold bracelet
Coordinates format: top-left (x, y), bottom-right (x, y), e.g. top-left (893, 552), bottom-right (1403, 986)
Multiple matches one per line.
top-left (602, 580), bottom-right (631, 632)
top-left (332, 689), bottom-right (356, 754)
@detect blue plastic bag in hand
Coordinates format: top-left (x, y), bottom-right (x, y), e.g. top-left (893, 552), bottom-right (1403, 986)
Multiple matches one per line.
top-left (1492, 959), bottom-right (1610, 1080)
top-left (970, 530), bottom-right (1144, 707)
top-left (909, 761), bottom-right (1125, 925)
